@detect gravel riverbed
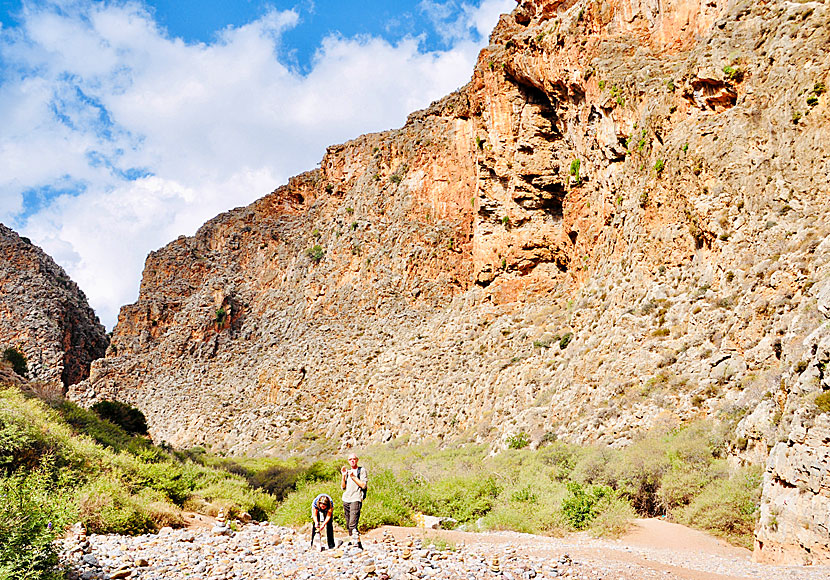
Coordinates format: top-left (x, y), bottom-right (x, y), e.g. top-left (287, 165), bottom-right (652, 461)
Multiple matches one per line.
top-left (58, 521), bottom-right (830, 580)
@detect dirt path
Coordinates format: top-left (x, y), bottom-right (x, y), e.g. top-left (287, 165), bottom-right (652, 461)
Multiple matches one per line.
top-left (363, 519), bottom-right (827, 580)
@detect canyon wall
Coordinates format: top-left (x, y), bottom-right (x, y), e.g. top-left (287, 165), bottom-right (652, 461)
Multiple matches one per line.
top-left (0, 223), bottom-right (109, 389)
top-left (67, 0), bottom-right (829, 563)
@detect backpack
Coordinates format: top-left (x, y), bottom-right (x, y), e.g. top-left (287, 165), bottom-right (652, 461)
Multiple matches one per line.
top-left (357, 467), bottom-right (368, 499)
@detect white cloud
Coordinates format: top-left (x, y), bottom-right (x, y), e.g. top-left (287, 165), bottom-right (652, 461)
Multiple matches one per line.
top-left (0, 0), bottom-right (514, 328)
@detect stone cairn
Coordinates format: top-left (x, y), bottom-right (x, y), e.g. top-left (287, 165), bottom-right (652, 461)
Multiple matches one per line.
top-left (212, 508), bottom-right (232, 536)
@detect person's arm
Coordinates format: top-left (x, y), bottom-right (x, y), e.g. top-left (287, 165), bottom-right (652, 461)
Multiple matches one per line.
top-left (341, 466), bottom-right (348, 490)
top-left (321, 505), bottom-right (333, 528)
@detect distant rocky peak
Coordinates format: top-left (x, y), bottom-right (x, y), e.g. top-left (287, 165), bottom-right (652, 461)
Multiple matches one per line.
top-left (0, 223), bottom-right (109, 389)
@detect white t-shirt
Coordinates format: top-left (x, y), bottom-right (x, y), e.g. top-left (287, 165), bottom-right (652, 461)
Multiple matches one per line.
top-left (342, 466), bottom-right (367, 503)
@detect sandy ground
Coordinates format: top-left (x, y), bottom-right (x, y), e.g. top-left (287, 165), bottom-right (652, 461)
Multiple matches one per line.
top-left (362, 519), bottom-right (827, 580)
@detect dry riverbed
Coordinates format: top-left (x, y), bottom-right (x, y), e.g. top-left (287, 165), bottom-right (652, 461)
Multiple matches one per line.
top-left (59, 518), bottom-right (829, 580)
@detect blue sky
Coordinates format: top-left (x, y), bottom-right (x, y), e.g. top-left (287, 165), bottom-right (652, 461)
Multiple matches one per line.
top-left (0, 0), bottom-right (513, 328)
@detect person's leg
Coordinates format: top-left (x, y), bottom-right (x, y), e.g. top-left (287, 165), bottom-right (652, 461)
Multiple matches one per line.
top-left (325, 518), bottom-right (335, 548)
top-left (343, 502), bottom-right (353, 537)
top-left (351, 501), bottom-right (363, 549)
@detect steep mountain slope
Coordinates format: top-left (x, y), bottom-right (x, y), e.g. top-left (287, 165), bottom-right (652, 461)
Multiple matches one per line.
top-left (69, 0), bottom-right (829, 564)
top-left (0, 224), bottom-right (109, 389)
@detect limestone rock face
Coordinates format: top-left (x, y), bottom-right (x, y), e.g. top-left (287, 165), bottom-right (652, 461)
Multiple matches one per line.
top-left (68, 0), bottom-right (830, 563)
top-left (753, 279), bottom-right (830, 565)
top-left (0, 224), bottom-right (109, 389)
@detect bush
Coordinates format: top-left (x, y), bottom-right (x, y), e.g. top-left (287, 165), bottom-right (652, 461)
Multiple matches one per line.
top-left (588, 494), bottom-right (635, 538)
top-left (0, 404), bottom-right (64, 474)
top-left (55, 400), bottom-right (135, 451)
top-left (189, 475), bottom-right (277, 522)
top-left (506, 431), bottom-right (530, 450)
top-left (407, 474), bottom-right (500, 523)
top-left (307, 245), bottom-right (325, 263)
top-left (815, 391), bottom-right (830, 414)
top-left (77, 476), bottom-right (157, 535)
top-left (2, 347), bottom-right (27, 378)
top-left (560, 482), bottom-right (613, 530)
top-left (657, 466), bottom-right (711, 513)
top-left (249, 464), bottom-right (304, 501)
top-left (355, 469), bottom-right (411, 530)
top-left (0, 470), bottom-right (75, 580)
top-left (676, 466), bottom-right (762, 548)
top-left (91, 400), bottom-right (149, 436)
top-left (569, 159), bottom-right (581, 183)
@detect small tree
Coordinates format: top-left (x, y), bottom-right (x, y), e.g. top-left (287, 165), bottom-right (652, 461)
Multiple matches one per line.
top-left (307, 245), bottom-right (325, 263)
top-left (569, 159), bottom-right (581, 184)
top-left (2, 347), bottom-right (28, 377)
top-left (91, 400), bottom-right (149, 436)
top-left (506, 431), bottom-right (530, 449)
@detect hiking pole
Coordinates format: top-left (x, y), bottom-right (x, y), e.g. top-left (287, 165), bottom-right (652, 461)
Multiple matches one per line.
top-left (310, 521), bottom-right (316, 549)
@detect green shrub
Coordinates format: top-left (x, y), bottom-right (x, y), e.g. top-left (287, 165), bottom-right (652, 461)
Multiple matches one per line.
top-left (569, 159), bottom-right (581, 183)
top-left (480, 501), bottom-right (559, 534)
top-left (249, 464), bottom-right (304, 500)
top-left (0, 470), bottom-right (75, 580)
top-left (676, 466), bottom-right (762, 548)
top-left (560, 482), bottom-right (612, 530)
top-left (559, 332), bottom-right (573, 349)
top-left (654, 159), bottom-right (665, 174)
top-left (657, 466), bottom-right (712, 513)
top-left (2, 347), bottom-right (27, 378)
top-left (55, 400), bottom-right (134, 452)
top-left (130, 461), bottom-right (196, 505)
top-left (354, 469), bottom-right (411, 530)
top-left (407, 474), bottom-right (500, 523)
top-left (215, 307), bottom-right (227, 326)
top-left (507, 432), bottom-right (530, 450)
top-left (77, 476), bottom-right (157, 535)
top-left (588, 494), bottom-right (635, 538)
top-left (190, 474), bottom-right (277, 522)
top-left (91, 400), bottom-right (149, 436)
top-left (0, 405), bottom-right (64, 474)
top-left (307, 245), bottom-right (325, 263)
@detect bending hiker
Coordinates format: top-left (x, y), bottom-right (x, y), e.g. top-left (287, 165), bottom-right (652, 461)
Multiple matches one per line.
top-left (311, 493), bottom-right (335, 550)
top-left (341, 453), bottom-right (367, 549)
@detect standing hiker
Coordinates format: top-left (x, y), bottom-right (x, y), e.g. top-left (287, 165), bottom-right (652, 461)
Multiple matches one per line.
top-left (311, 493), bottom-right (335, 550)
top-left (341, 453), bottom-right (367, 549)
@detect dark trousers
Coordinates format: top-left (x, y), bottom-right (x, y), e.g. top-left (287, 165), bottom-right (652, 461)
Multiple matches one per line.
top-left (343, 501), bottom-right (362, 535)
top-left (314, 515), bottom-right (335, 548)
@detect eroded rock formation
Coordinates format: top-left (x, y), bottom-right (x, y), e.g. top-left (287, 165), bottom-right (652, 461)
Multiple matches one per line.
top-left (0, 224), bottom-right (109, 389)
top-left (68, 0), bottom-right (829, 563)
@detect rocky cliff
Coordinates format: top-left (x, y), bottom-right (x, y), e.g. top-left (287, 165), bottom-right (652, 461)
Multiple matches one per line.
top-left (0, 223), bottom-right (109, 389)
top-left (68, 0), bottom-right (829, 563)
